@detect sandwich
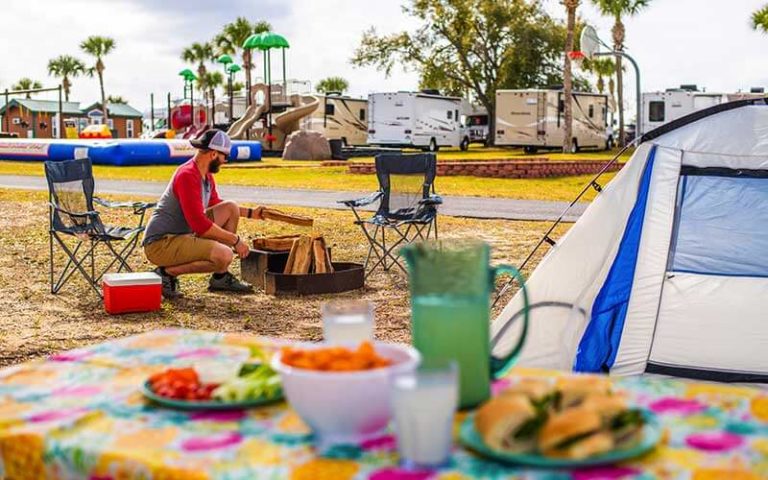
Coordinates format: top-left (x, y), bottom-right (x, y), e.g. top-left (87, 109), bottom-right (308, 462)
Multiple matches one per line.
top-left (580, 394), bottom-right (645, 448)
top-left (538, 407), bottom-right (615, 459)
top-left (499, 378), bottom-right (554, 402)
top-left (475, 395), bottom-right (547, 454)
top-left (556, 375), bottom-right (611, 408)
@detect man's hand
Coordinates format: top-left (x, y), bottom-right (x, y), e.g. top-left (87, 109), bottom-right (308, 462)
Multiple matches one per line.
top-left (235, 238), bottom-right (250, 259)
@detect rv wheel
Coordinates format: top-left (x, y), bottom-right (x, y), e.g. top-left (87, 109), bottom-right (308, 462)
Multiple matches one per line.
top-left (570, 139), bottom-right (579, 154)
top-left (428, 138), bottom-right (439, 152)
top-left (460, 137), bottom-right (469, 151)
top-left (523, 146), bottom-right (538, 154)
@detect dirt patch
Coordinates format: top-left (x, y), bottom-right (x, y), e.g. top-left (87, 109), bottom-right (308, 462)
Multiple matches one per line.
top-left (0, 188), bottom-right (569, 367)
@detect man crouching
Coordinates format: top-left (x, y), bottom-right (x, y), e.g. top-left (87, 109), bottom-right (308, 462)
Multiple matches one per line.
top-left (143, 129), bottom-right (258, 298)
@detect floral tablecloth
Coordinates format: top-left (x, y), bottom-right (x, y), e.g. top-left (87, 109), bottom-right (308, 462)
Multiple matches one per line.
top-left (0, 329), bottom-right (767, 480)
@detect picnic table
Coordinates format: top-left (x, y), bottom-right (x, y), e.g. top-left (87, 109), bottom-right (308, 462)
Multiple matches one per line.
top-left (0, 329), bottom-right (766, 480)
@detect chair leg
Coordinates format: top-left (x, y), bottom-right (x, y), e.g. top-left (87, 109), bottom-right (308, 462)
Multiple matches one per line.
top-left (51, 234), bottom-right (102, 297)
top-left (49, 231), bottom-right (55, 294)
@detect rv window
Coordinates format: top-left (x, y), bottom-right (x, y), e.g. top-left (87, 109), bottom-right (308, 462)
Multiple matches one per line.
top-left (359, 109), bottom-right (365, 121)
top-left (455, 110), bottom-right (459, 122)
top-left (558, 99), bottom-right (564, 113)
top-left (588, 105), bottom-right (594, 118)
top-left (648, 101), bottom-right (665, 122)
top-left (447, 110), bottom-right (453, 120)
top-left (325, 104), bottom-right (335, 116)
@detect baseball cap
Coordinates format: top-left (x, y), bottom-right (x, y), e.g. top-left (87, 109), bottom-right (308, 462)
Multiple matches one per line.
top-left (190, 129), bottom-right (231, 155)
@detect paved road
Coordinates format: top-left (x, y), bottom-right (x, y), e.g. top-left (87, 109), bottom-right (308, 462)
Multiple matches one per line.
top-left (0, 174), bottom-right (586, 222)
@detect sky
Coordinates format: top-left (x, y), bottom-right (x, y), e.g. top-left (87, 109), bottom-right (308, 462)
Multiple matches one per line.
top-left (0, 0), bottom-right (766, 120)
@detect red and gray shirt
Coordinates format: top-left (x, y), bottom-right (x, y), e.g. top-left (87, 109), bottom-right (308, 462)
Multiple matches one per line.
top-left (143, 160), bottom-right (222, 245)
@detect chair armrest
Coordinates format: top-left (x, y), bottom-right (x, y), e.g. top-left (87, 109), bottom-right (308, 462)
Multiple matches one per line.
top-left (94, 197), bottom-right (156, 214)
top-left (419, 194), bottom-right (443, 206)
top-left (339, 191), bottom-right (383, 208)
top-left (49, 203), bottom-right (100, 220)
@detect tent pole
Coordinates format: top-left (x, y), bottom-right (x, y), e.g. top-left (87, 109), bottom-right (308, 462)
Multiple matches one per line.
top-left (493, 141), bottom-right (638, 306)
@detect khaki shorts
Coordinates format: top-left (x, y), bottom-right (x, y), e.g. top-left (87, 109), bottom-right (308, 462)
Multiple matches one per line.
top-left (144, 211), bottom-right (218, 267)
top-left (144, 234), bottom-right (217, 267)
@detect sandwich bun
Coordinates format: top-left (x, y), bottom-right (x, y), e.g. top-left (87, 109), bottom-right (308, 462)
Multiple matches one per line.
top-left (556, 375), bottom-right (611, 408)
top-left (580, 394), bottom-right (628, 423)
top-left (475, 395), bottom-right (538, 453)
top-left (544, 431), bottom-right (615, 460)
top-left (499, 378), bottom-right (554, 402)
top-left (538, 407), bottom-right (602, 453)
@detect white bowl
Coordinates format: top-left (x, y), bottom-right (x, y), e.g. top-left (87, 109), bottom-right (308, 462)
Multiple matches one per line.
top-left (272, 342), bottom-right (421, 449)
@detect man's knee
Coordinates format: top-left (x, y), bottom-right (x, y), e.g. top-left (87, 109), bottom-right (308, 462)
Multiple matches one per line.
top-left (220, 200), bottom-right (239, 216)
top-left (210, 244), bottom-right (234, 270)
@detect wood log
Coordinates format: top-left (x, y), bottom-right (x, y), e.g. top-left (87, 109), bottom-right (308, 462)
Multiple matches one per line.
top-left (252, 235), bottom-right (300, 252)
top-left (259, 207), bottom-right (314, 227)
top-left (312, 238), bottom-right (327, 274)
top-left (290, 235), bottom-right (314, 274)
top-left (283, 238), bottom-right (300, 274)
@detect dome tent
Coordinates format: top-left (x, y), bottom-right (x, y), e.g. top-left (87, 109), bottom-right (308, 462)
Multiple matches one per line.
top-left (493, 97), bottom-right (768, 383)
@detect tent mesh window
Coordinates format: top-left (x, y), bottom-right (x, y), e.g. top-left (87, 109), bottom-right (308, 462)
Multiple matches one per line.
top-left (669, 172), bottom-right (768, 278)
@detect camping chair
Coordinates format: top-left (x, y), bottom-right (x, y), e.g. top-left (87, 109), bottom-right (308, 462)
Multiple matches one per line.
top-left (45, 158), bottom-right (155, 297)
top-left (341, 153), bottom-right (441, 278)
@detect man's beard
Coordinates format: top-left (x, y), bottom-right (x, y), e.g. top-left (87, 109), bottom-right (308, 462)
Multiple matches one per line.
top-left (209, 159), bottom-right (222, 173)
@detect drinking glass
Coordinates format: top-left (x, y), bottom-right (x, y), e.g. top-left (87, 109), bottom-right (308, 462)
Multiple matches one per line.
top-left (322, 300), bottom-right (375, 344)
top-left (391, 359), bottom-right (459, 469)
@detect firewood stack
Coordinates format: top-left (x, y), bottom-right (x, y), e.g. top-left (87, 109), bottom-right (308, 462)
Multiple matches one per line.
top-left (283, 234), bottom-right (334, 274)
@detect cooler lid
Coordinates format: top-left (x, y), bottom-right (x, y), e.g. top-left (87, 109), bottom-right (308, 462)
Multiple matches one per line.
top-left (103, 272), bottom-right (162, 286)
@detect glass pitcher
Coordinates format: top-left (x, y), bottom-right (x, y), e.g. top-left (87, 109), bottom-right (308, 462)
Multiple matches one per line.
top-left (401, 240), bottom-right (529, 409)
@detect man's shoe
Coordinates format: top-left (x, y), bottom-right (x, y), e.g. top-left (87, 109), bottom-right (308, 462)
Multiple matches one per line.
top-left (154, 267), bottom-right (183, 299)
top-left (208, 272), bottom-right (254, 293)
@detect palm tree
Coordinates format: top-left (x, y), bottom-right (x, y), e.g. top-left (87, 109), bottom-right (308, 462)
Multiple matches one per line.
top-left (587, 57), bottom-right (616, 95)
top-left (316, 76), bottom-right (350, 94)
top-left (591, 0), bottom-right (651, 147)
top-left (182, 42), bottom-right (214, 92)
top-left (752, 4), bottom-right (768, 33)
top-left (11, 78), bottom-right (43, 98)
top-left (47, 55), bottom-right (86, 102)
top-left (199, 71), bottom-right (224, 124)
top-left (562, 0), bottom-right (580, 153)
top-left (80, 36), bottom-right (116, 120)
top-left (215, 18), bottom-right (271, 96)
top-left (106, 95), bottom-right (128, 104)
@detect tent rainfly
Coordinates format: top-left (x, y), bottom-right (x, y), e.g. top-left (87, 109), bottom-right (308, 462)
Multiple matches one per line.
top-left (492, 98), bottom-right (768, 383)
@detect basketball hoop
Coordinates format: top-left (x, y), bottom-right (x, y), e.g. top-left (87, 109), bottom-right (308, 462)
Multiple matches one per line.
top-left (568, 50), bottom-right (586, 69)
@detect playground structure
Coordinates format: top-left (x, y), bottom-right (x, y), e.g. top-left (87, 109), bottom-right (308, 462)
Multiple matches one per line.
top-left (227, 82), bottom-right (320, 151)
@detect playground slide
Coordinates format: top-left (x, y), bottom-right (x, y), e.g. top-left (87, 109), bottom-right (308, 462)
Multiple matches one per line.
top-left (274, 95), bottom-right (320, 134)
top-left (227, 102), bottom-right (267, 140)
top-left (227, 83), bottom-right (270, 140)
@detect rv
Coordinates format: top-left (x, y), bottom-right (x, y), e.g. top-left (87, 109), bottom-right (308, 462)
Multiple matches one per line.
top-left (642, 86), bottom-right (766, 134)
top-left (367, 91), bottom-right (470, 151)
top-left (463, 103), bottom-right (489, 145)
top-left (301, 93), bottom-right (368, 146)
top-left (495, 89), bottom-right (611, 153)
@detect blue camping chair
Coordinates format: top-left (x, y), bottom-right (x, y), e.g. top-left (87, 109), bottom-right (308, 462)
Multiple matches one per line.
top-left (340, 153), bottom-right (442, 277)
top-left (44, 158), bottom-right (155, 296)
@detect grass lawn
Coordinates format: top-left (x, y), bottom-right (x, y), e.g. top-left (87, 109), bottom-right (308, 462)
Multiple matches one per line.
top-left (0, 188), bottom-right (569, 367)
top-left (0, 158), bottom-right (618, 202)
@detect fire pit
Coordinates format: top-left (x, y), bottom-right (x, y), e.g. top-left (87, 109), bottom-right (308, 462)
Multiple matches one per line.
top-left (240, 235), bottom-right (364, 295)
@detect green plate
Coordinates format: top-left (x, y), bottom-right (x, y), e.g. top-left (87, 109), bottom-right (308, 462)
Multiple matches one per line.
top-left (459, 409), bottom-right (662, 468)
top-left (141, 381), bottom-right (284, 411)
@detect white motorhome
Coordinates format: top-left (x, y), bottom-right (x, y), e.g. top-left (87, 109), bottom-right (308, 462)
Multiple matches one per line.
top-left (301, 93), bottom-right (368, 146)
top-left (495, 89), bottom-right (610, 153)
top-left (642, 86), bottom-right (766, 134)
top-left (367, 91), bottom-right (469, 151)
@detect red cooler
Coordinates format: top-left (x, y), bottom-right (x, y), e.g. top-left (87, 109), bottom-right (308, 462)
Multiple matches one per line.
top-left (103, 272), bottom-right (162, 315)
